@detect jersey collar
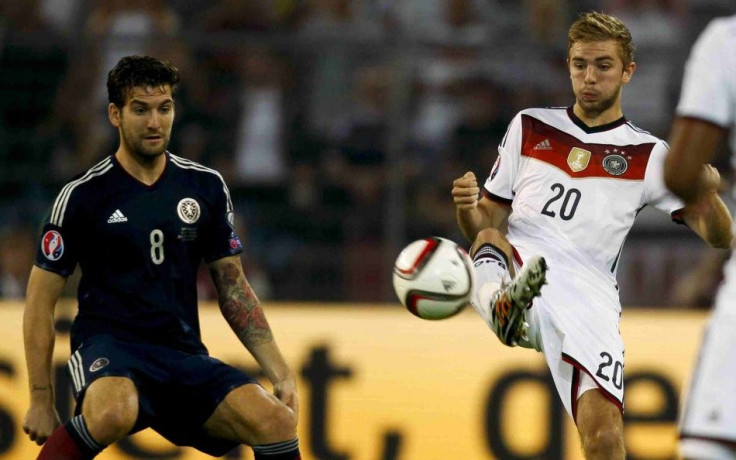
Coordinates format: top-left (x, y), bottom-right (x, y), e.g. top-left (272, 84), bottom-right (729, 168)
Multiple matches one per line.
top-left (112, 151), bottom-right (170, 190)
top-left (566, 107), bottom-right (627, 134)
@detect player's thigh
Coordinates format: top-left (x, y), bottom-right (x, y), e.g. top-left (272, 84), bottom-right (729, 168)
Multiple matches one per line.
top-left (81, 376), bottom-right (139, 441)
top-left (576, 388), bottom-right (623, 440)
top-left (202, 383), bottom-right (296, 445)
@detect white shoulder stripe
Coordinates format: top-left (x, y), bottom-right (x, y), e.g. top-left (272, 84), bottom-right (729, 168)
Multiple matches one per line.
top-left (625, 121), bottom-right (652, 135)
top-left (169, 154), bottom-right (234, 212)
top-left (51, 157), bottom-right (113, 227)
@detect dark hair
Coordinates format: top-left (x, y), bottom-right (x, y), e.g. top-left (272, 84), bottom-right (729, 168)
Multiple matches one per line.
top-left (107, 55), bottom-right (180, 107)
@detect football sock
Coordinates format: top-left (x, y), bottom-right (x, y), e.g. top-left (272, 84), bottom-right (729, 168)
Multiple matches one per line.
top-left (471, 243), bottom-right (510, 322)
top-left (36, 415), bottom-right (105, 459)
top-left (253, 438), bottom-right (301, 459)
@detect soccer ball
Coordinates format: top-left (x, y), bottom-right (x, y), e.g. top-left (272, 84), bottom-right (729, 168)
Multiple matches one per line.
top-left (392, 237), bottom-right (475, 320)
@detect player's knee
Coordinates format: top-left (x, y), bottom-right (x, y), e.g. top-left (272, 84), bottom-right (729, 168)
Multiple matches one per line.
top-left (250, 404), bottom-right (297, 444)
top-left (581, 425), bottom-right (624, 456)
top-left (85, 397), bottom-right (138, 444)
top-left (474, 228), bottom-right (511, 254)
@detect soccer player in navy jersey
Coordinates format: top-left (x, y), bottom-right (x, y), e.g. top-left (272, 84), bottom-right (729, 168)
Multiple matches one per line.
top-left (22, 55), bottom-right (301, 460)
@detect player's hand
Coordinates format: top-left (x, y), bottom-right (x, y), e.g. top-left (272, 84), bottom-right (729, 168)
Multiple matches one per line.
top-left (452, 171), bottom-right (480, 210)
top-left (690, 164), bottom-right (723, 214)
top-left (699, 164), bottom-right (721, 194)
top-left (23, 402), bottom-right (61, 445)
top-left (274, 377), bottom-right (299, 418)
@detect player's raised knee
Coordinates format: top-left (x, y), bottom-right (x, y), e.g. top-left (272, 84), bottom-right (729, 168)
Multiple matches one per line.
top-left (475, 227), bottom-right (504, 244)
top-left (84, 396), bottom-right (138, 444)
top-left (473, 228), bottom-right (511, 254)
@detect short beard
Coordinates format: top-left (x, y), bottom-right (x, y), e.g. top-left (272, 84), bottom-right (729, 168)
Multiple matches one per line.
top-left (122, 132), bottom-right (169, 162)
top-left (576, 88), bottom-right (619, 120)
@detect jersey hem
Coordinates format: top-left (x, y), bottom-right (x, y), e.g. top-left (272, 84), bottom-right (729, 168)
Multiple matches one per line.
top-left (679, 433), bottom-right (736, 448)
top-left (33, 262), bottom-right (73, 278)
top-left (482, 188), bottom-right (513, 205)
top-left (204, 248), bottom-right (244, 263)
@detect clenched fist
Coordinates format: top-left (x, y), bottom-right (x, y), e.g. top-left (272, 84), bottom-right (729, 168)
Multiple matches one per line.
top-left (452, 171), bottom-right (480, 210)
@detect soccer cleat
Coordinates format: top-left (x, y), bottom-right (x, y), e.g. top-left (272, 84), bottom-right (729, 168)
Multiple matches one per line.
top-left (490, 256), bottom-right (547, 346)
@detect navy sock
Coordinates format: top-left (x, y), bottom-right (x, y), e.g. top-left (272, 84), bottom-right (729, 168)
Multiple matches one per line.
top-left (253, 438), bottom-right (301, 460)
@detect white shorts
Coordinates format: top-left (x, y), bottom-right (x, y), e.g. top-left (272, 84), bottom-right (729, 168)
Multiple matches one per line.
top-left (679, 275), bottom-right (736, 448)
top-left (679, 438), bottom-right (736, 460)
top-left (515, 251), bottom-right (625, 421)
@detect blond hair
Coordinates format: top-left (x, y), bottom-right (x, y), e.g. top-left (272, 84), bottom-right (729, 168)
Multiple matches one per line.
top-left (568, 12), bottom-right (635, 66)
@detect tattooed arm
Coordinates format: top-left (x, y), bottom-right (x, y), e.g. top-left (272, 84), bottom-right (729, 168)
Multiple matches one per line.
top-left (208, 255), bottom-right (298, 412)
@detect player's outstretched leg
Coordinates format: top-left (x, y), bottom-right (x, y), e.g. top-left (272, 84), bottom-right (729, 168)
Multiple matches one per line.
top-left (489, 255), bottom-right (547, 346)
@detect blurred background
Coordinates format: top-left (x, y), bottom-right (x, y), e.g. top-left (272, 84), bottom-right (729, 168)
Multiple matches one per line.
top-left (2, 0), bottom-right (735, 308)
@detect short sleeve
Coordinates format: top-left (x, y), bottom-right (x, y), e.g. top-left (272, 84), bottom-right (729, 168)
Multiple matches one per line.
top-left (644, 141), bottom-right (686, 219)
top-left (34, 193), bottom-right (80, 277)
top-left (676, 18), bottom-right (736, 127)
top-left (202, 177), bottom-right (243, 262)
top-left (484, 112), bottom-right (522, 203)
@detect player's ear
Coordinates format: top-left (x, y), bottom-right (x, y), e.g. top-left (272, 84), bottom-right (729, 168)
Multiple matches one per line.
top-left (622, 61), bottom-right (636, 84)
top-left (108, 103), bottom-right (121, 127)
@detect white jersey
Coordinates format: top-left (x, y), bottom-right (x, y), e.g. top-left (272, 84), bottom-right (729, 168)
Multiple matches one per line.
top-left (675, 15), bottom-right (736, 451)
top-left (677, 16), bottom-right (736, 153)
top-left (484, 107), bottom-right (686, 416)
top-left (677, 15), bottom-right (736, 308)
top-left (486, 107), bottom-right (684, 299)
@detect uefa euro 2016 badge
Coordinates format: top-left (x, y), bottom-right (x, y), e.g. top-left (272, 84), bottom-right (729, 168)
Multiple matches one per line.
top-left (41, 230), bottom-right (64, 261)
top-left (177, 198), bottom-right (200, 224)
top-left (603, 154), bottom-right (628, 176)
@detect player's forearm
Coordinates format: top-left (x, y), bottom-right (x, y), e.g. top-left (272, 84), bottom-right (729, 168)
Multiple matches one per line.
top-left (23, 267), bottom-right (65, 404)
top-left (457, 207), bottom-right (490, 243)
top-left (211, 260), bottom-right (274, 347)
top-left (23, 305), bottom-right (56, 404)
top-left (213, 272), bottom-right (295, 383)
top-left (247, 341), bottom-right (295, 386)
top-left (698, 193), bottom-right (733, 249)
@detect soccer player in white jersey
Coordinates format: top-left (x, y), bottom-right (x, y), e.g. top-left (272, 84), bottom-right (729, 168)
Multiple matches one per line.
top-left (663, 14), bottom-right (736, 460)
top-left (452, 12), bottom-right (733, 459)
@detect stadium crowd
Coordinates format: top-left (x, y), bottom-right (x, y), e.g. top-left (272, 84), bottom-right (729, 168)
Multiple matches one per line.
top-left (0, 0), bottom-right (733, 304)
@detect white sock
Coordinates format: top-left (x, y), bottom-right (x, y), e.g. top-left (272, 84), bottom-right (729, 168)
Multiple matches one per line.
top-left (471, 244), bottom-right (510, 323)
top-left (472, 281), bottom-right (501, 324)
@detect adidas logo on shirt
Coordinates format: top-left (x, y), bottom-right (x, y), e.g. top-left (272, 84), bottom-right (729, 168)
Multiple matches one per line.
top-left (107, 209), bottom-right (128, 223)
top-left (534, 139), bottom-right (552, 150)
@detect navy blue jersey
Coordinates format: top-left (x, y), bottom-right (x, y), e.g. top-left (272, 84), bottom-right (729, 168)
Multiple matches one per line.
top-left (35, 153), bottom-right (243, 353)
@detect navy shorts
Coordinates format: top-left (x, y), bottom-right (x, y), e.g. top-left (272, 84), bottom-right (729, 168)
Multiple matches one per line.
top-left (67, 334), bottom-right (258, 456)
